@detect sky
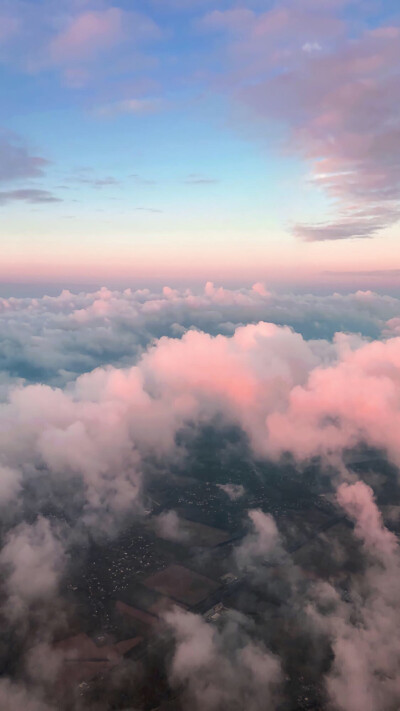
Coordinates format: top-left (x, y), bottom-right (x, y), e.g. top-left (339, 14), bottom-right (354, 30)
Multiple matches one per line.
top-left (0, 0), bottom-right (400, 292)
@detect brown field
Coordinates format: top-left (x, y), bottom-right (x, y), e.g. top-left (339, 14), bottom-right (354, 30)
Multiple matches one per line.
top-left (115, 600), bottom-right (159, 633)
top-left (144, 564), bottom-right (220, 606)
top-left (53, 632), bottom-right (142, 686)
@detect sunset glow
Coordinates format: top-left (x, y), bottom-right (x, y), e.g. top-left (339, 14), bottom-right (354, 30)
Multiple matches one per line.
top-left (0, 0), bottom-right (399, 291)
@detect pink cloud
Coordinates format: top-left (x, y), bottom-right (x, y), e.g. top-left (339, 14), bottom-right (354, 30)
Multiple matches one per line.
top-left (317, 478), bottom-right (400, 711)
top-left (3, 310), bottom-right (400, 526)
top-left (200, 8), bottom-right (255, 33)
top-left (266, 335), bottom-right (400, 464)
top-left (49, 9), bottom-right (124, 63)
top-left (201, 2), bottom-right (400, 240)
top-left (0, 2), bottom-right (161, 90)
top-left (337, 481), bottom-right (397, 558)
top-left (0, 14), bottom-right (19, 42)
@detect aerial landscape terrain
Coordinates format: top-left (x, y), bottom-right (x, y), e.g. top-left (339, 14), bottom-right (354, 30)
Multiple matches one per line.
top-left (0, 0), bottom-right (400, 709)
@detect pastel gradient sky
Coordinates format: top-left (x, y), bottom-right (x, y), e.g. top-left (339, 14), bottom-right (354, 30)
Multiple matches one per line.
top-left (1, 0), bottom-right (399, 292)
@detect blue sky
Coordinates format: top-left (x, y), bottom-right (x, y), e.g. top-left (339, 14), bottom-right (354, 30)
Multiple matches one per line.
top-left (0, 0), bottom-right (399, 290)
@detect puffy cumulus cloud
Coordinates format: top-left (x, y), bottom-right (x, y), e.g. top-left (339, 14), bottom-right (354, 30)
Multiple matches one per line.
top-left (2, 313), bottom-right (400, 528)
top-left (23, 641), bottom-right (65, 690)
top-left (0, 464), bottom-right (22, 505)
top-left (0, 375), bottom-right (144, 521)
top-left (1, 284), bottom-right (399, 386)
top-left (0, 517), bottom-right (66, 619)
top-left (154, 509), bottom-right (190, 543)
top-left (265, 335), bottom-right (400, 466)
top-left (302, 479), bottom-right (400, 711)
top-left (0, 315), bottom-right (318, 530)
top-left (136, 322), bottom-right (400, 466)
top-left (163, 607), bottom-right (282, 711)
top-left (0, 291), bottom-right (400, 709)
top-left (225, 483), bottom-right (400, 711)
top-left (0, 679), bottom-right (53, 711)
top-left (384, 317), bottom-right (400, 337)
top-left (138, 321), bottom-right (324, 456)
top-left (217, 482), bottom-right (245, 500)
top-left (337, 481), bottom-right (397, 558)
top-left (325, 589), bottom-right (400, 711)
top-left (236, 509), bottom-right (283, 571)
top-left (200, 1), bottom-right (400, 240)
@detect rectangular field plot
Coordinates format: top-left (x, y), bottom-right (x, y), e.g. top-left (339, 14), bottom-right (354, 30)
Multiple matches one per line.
top-left (143, 564), bottom-right (220, 606)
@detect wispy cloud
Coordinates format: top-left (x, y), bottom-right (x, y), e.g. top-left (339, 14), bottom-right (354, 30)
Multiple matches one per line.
top-left (200, 3), bottom-right (400, 240)
top-left (96, 97), bottom-right (165, 117)
top-left (49, 8), bottom-right (125, 65)
top-left (0, 132), bottom-right (49, 182)
top-left (133, 206), bottom-right (163, 213)
top-left (185, 173), bottom-right (219, 185)
top-left (72, 175), bottom-right (120, 189)
top-left (0, 189), bottom-right (61, 205)
top-left (130, 174), bottom-right (156, 186)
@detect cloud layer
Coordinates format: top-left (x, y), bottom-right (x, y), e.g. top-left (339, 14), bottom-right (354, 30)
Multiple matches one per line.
top-left (1, 283), bottom-right (399, 387)
top-left (0, 284), bottom-right (399, 708)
